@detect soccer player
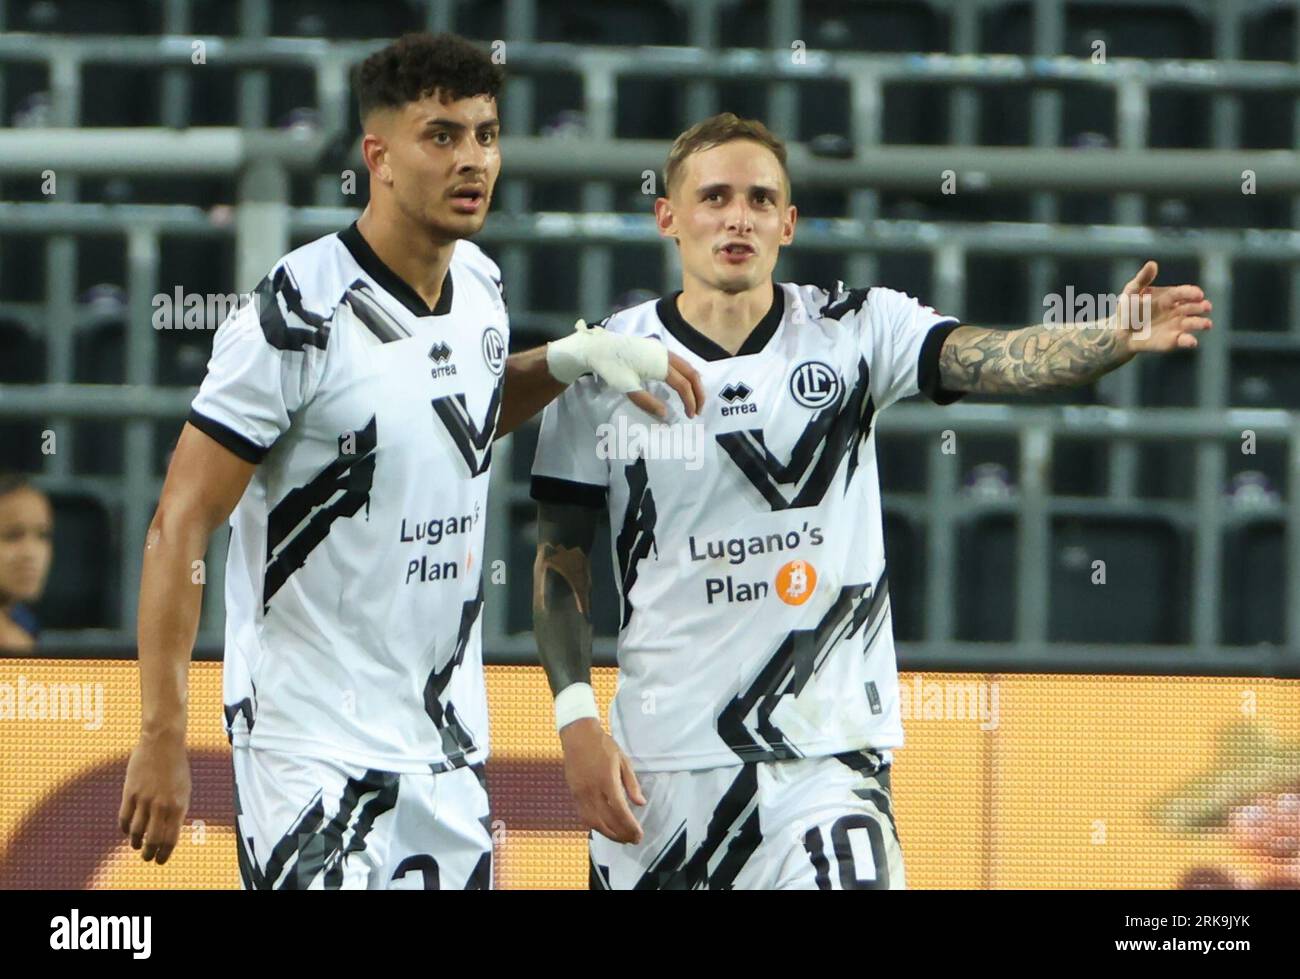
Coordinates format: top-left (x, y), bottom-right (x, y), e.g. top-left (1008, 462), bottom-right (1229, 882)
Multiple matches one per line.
top-left (530, 113), bottom-right (1213, 889)
top-left (117, 33), bottom-right (702, 889)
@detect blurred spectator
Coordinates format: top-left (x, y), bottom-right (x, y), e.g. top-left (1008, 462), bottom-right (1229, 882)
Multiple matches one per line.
top-left (1157, 722), bottom-right (1300, 889)
top-left (0, 473), bottom-right (54, 653)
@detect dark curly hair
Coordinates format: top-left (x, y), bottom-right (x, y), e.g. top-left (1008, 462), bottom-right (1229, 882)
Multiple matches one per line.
top-left (354, 32), bottom-right (504, 124)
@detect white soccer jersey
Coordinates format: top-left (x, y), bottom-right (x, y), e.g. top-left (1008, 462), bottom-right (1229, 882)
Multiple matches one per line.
top-left (190, 222), bottom-right (509, 773)
top-left (532, 282), bottom-right (960, 772)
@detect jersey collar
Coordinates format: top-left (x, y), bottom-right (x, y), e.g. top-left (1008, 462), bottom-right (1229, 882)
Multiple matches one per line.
top-left (339, 220), bottom-right (455, 317)
top-left (655, 283), bottom-right (784, 361)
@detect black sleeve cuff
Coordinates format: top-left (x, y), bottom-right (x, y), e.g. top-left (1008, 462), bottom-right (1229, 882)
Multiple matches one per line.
top-left (916, 320), bottom-right (966, 406)
top-left (530, 475), bottom-right (607, 509)
top-left (188, 408), bottom-right (271, 464)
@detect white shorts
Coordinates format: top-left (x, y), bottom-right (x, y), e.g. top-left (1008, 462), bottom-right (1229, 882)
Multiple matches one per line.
top-left (231, 747), bottom-right (493, 889)
top-left (589, 749), bottom-right (905, 890)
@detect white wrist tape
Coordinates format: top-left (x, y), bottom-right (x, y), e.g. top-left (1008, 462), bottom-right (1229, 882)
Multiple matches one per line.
top-left (554, 682), bottom-right (599, 732)
top-left (547, 319), bottom-right (669, 393)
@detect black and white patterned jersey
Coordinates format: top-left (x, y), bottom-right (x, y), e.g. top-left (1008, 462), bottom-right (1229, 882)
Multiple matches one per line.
top-left (190, 221), bottom-right (509, 773)
top-left (531, 282), bottom-right (961, 772)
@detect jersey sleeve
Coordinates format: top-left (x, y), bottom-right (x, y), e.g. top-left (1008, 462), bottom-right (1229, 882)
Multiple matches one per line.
top-left (857, 286), bottom-right (964, 411)
top-left (188, 269), bottom-right (329, 464)
top-left (530, 375), bottom-right (610, 509)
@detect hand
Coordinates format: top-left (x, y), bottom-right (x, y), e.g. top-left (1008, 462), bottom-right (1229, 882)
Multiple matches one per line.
top-left (547, 320), bottom-right (705, 419)
top-left (627, 351), bottom-right (705, 421)
top-left (1115, 260), bottom-right (1213, 353)
top-left (118, 729), bottom-right (191, 865)
top-left (559, 717), bottom-right (646, 844)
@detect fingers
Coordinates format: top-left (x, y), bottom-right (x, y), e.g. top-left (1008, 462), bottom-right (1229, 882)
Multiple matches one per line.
top-left (600, 363), bottom-right (647, 394)
top-left (578, 775), bottom-right (643, 845)
top-left (1163, 285), bottom-right (1205, 305)
top-left (625, 354), bottom-right (704, 420)
top-left (663, 365), bottom-right (698, 418)
top-left (128, 798), bottom-right (151, 851)
top-left (143, 803), bottom-right (184, 864)
top-left (603, 787), bottom-right (644, 845)
top-left (1125, 260), bottom-right (1158, 295)
top-left (571, 753), bottom-right (645, 844)
top-left (1171, 299), bottom-right (1212, 318)
top-left (667, 353), bottom-right (706, 415)
top-left (118, 791), bottom-right (136, 838)
top-left (620, 752), bottom-right (647, 807)
top-left (581, 805), bottom-right (619, 844)
top-left (578, 794), bottom-right (640, 844)
top-left (1177, 332), bottom-right (1198, 350)
top-left (627, 389), bottom-right (668, 420)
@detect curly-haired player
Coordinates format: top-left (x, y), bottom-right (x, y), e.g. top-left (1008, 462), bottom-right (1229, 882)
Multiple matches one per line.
top-left (119, 32), bottom-right (702, 889)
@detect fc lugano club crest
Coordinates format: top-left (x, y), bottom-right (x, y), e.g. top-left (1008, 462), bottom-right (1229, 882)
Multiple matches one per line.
top-left (789, 360), bottom-right (841, 409)
top-left (481, 327), bottom-right (506, 375)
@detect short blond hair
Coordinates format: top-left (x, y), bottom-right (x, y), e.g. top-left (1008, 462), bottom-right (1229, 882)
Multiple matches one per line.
top-left (662, 113), bottom-right (791, 200)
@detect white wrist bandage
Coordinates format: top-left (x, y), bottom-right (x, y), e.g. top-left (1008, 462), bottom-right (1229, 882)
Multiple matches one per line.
top-left (546, 319), bottom-right (669, 393)
top-left (554, 682), bottom-right (599, 732)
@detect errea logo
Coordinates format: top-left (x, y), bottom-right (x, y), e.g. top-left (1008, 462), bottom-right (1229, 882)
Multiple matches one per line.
top-left (719, 381), bottom-right (757, 417)
top-left (789, 361), bottom-right (840, 409)
top-left (428, 341), bottom-right (457, 379)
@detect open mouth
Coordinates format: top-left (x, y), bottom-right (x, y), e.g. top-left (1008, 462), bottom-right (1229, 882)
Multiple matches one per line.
top-left (449, 187), bottom-right (486, 211)
top-left (719, 242), bottom-right (756, 261)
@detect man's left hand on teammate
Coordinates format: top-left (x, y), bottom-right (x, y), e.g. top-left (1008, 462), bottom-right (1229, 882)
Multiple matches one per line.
top-left (1113, 260), bottom-right (1214, 354)
top-left (547, 318), bottom-right (705, 419)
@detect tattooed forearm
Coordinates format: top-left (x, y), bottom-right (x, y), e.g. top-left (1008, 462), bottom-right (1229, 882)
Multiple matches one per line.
top-left (937, 323), bottom-right (1135, 395)
top-left (533, 501), bottom-right (601, 696)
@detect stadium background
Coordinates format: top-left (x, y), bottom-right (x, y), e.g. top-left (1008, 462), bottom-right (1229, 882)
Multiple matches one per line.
top-left (1, 0), bottom-right (1298, 888)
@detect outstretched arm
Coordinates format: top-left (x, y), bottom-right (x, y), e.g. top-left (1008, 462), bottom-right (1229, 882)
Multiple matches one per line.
top-left (533, 501), bottom-right (645, 844)
top-left (937, 261), bottom-right (1213, 395)
top-left (496, 322), bottom-right (705, 438)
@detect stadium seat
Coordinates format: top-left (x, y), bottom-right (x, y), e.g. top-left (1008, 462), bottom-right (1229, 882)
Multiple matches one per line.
top-left (959, 435), bottom-right (1019, 491)
top-left (73, 321), bottom-right (126, 475)
top-left (1136, 440), bottom-right (1196, 500)
top-left (956, 512), bottom-right (1017, 641)
top-left (0, 422), bottom-right (47, 473)
top-left (1225, 443), bottom-right (1286, 502)
top-left (82, 65), bottom-right (160, 127)
top-left (1220, 519), bottom-right (1285, 645)
top-left (270, 0), bottom-right (424, 39)
top-left (15, 0), bottom-right (152, 35)
top-left (535, 0), bottom-right (686, 46)
top-left (876, 433), bottom-right (926, 494)
top-left (0, 321), bottom-right (45, 383)
top-left (1048, 515), bottom-right (1191, 643)
top-left (1051, 439), bottom-right (1109, 497)
top-left (1231, 262), bottom-right (1290, 332)
top-left (1137, 349), bottom-right (1198, 407)
top-left (528, 246), bottom-right (581, 312)
top-left (1232, 350), bottom-right (1300, 408)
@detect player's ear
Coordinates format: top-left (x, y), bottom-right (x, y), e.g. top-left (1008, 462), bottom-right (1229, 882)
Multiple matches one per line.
top-left (360, 132), bottom-right (391, 184)
top-left (780, 204), bottom-right (797, 246)
top-left (654, 197), bottom-right (677, 240)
